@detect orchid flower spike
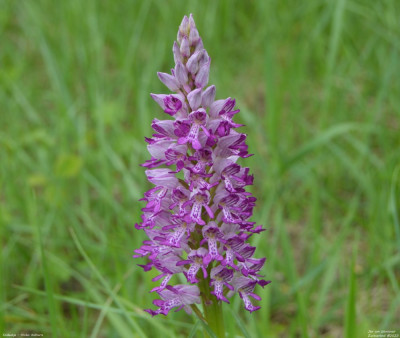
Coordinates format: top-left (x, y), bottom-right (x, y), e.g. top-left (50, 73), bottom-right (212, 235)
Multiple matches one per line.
top-left (134, 13), bottom-right (270, 319)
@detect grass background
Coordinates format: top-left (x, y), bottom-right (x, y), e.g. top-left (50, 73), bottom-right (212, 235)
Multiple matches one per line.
top-left (1, 0), bottom-right (399, 337)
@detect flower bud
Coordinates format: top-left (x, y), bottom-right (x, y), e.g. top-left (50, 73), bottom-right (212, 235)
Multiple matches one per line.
top-left (180, 36), bottom-right (190, 58)
top-left (157, 72), bottom-right (180, 91)
top-left (197, 50), bottom-right (209, 69)
top-left (201, 85), bottom-right (216, 108)
top-left (194, 39), bottom-right (204, 52)
top-left (177, 15), bottom-right (189, 44)
top-left (186, 50), bottom-right (209, 75)
top-left (186, 51), bottom-right (201, 74)
top-left (173, 41), bottom-right (182, 64)
top-left (175, 61), bottom-right (188, 87)
top-left (187, 88), bottom-right (202, 110)
top-left (189, 15), bottom-right (200, 46)
top-left (195, 60), bottom-right (210, 88)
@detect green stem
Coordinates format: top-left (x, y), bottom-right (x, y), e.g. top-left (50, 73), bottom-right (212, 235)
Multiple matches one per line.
top-left (199, 276), bottom-right (225, 338)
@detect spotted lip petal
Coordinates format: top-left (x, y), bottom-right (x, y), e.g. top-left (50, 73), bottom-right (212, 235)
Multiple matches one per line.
top-left (134, 13), bottom-right (269, 316)
top-left (164, 95), bottom-right (183, 115)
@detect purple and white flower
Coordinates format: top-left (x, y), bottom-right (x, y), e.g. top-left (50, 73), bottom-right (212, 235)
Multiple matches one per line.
top-left (134, 14), bottom-right (270, 317)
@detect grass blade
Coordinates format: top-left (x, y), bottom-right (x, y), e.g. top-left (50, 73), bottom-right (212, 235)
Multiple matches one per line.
top-left (389, 166), bottom-right (400, 251)
top-left (344, 246), bottom-right (357, 338)
top-left (227, 307), bottom-right (251, 338)
top-left (188, 319), bottom-right (201, 338)
top-left (282, 123), bottom-right (376, 172)
top-left (69, 227), bottom-right (147, 337)
top-left (32, 202), bottom-right (59, 337)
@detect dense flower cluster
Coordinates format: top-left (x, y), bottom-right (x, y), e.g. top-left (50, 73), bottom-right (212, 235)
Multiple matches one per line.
top-left (133, 14), bottom-right (270, 316)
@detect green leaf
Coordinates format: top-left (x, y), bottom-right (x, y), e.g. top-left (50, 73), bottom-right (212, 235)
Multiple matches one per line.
top-left (227, 307), bottom-right (251, 338)
top-left (188, 320), bottom-right (201, 338)
top-left (199, 319), bottom-right (218, 338)
top-left (344, 251), bottom-right (357, 338)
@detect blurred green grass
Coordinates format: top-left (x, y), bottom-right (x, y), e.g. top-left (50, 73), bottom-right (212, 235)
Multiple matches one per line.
top-left (1, 0), bottom-right (399, 337)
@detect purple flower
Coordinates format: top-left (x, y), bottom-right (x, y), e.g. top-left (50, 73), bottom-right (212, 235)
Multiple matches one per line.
top-left (151, 94), bottom-right (187, 117)
top-left (183, 191), bottom-right (214, 225)
top-left (145, 285), bottom-right (201, 316)
top-left (201, 223), bottom-right (224, 264)
top-left (134, 14), bottom-right (270, 317)
top-left (178, 109), bottom-right (209, 150)
top-left (169, 187), bottom-right (190, 216)
top-left (229, 277), bottom-right (271, 313)
top-left (210, 266), bottom-right (234, 303)
top-left (177, 248), bottom-right (209, 284)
